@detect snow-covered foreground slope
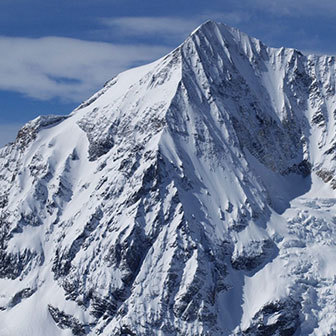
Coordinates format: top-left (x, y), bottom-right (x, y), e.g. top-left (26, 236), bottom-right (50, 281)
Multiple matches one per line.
top-left (1, 20), bottom-right (336, 335)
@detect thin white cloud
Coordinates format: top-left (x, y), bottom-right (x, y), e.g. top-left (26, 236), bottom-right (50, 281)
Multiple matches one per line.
top-left (5, 9), bottom-right (322, 106)
top-left (1, 15), bottom-right (251, 104)
top-left (0, 14), bottom-right (257, 103)
top-left (0, 36), bottom-right (169, 102)
top-left (100, 16), bottom-right (199, 39)
top-left (100, 13), bottom-right (250, 41)
top-left (251, 0), bottom-right (336, 16)
top-left (207, 11), bottom-right (251, 26)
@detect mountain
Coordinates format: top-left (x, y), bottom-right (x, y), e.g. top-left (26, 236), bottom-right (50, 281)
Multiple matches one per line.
top-left (1, 20), bottom-right (336, 335)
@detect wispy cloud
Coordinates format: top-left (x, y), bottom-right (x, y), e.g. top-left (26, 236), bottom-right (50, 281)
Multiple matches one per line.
top-left (215, 12), bottom-right (250, 25)
top-left (0, 14), bottom-right (251, 104)
top-left (100, 13), bottom-right (250, 42)
top-left (5, 8), bottom-right (326, 106)
top-left (100, 16), bottom-right (199, 39)
top-left (251, 0), bottom-right (336, 16)
top-left (0, 36), bottom-right (169, 102)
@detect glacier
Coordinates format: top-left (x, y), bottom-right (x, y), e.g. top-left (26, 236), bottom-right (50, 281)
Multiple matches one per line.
top-left (1, 20), bottom-right (336, 335)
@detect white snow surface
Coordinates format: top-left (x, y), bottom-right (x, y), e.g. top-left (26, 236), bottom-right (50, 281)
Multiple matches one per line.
top-left (0, 20), bottom-right (336, 335)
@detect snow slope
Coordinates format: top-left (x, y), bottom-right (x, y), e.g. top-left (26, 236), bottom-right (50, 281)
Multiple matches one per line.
top-left (1, 20), bottom-right (336, 335)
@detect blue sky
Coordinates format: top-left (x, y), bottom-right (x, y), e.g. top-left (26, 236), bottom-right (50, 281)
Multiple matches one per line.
top-left (1, 0), bottom-right (336, 145)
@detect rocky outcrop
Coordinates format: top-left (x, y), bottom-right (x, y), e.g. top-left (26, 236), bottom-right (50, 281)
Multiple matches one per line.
top-left (48, 305), bottom-right (88, 335)
top-left (231, 239), bottom-right (276, 271)
top-left (242, 299), bottom-right (301, 335)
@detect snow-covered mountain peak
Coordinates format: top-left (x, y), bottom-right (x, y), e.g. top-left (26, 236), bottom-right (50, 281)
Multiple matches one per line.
top-left (1, 21), bottom-right (336, 335)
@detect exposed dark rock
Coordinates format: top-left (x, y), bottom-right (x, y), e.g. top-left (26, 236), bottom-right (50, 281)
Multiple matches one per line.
top-left (311, 111), bottom-right (325, 126)
top-left (77, 118), bottom-right (119, 161)
top-left (316, 169), bottom-right (336, 189)
top-left (283, 159), bottom-right (311, 177)
top-left (87, 135), bottom-right (115, 161)
top-left (48, 304), bottom-right (88, 335)
top-left (8, 287), bottom-right (36, 308)
top-left (119, 325), bottom-right (136, 336)
top-left (90, 295), bottom-right (118, 319)
top-left (16, 115), bottom-right (67, 149)
top-left (174, 276), bottom-right (202, 322)
top-left (52, 208), bottom-right (103, 278)
top-left (231, 239), bottom-right (276, 271)
top-left (243, 299), bottom-right (301, 336)
top-left (324, 142), bottom-right (336, 156)
top-left (0, 249), bottom-right (41, 279)
top-left (0, 194), bottom-right (8, 208)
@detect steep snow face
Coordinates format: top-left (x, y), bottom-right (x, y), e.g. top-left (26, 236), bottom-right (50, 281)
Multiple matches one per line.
top-left (0, 20), bottom-right (336, 335)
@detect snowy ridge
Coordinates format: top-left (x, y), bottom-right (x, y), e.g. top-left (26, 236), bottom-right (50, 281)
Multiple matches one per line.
top-left (1, 20), bottom-right (336, 335)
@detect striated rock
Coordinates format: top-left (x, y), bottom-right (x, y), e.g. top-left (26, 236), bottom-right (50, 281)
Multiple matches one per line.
top-left (242, 299), bottom-right (301, 335)
top-left (231, 239), bottom-right (276, 271)
top-left (48, 304), bottom-right (88, 335)
top-left (15, 115), bottom-right (67, 149)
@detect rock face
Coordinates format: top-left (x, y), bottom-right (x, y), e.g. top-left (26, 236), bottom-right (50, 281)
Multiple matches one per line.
top-left (1, 20), bottom-right (336, 335)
